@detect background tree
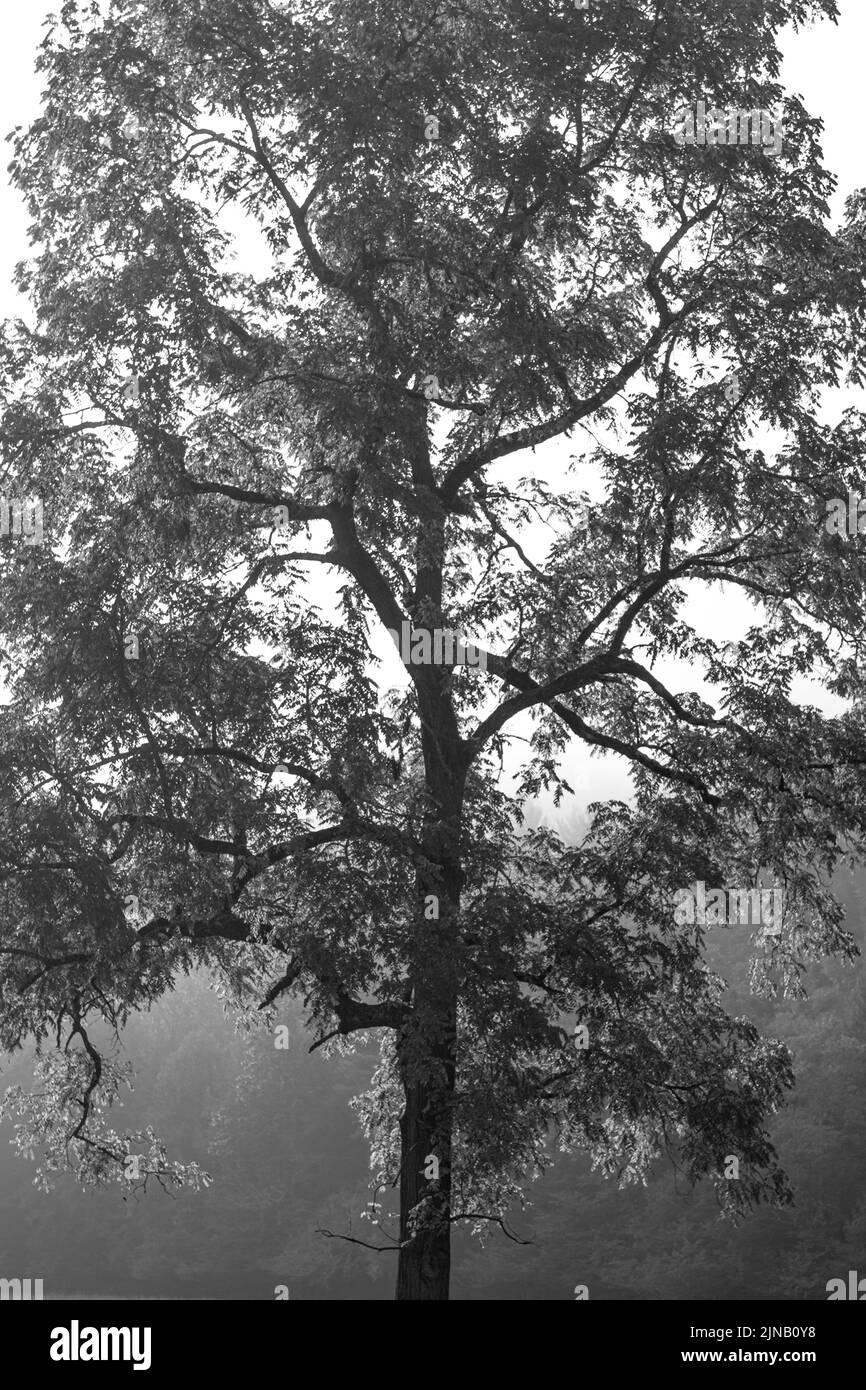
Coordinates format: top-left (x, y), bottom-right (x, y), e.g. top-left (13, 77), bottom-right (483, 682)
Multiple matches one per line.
top-left (1, 0), bottom-right (865, 1301)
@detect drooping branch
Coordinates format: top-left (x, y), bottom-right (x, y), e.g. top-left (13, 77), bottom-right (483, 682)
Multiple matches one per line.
top-left (607, 657), bottom-right (733, 732)
top-left (98, 813), bottom-right (408, 894)
top-left (466, 649), bottom-right (720, 803)
top-left (256, 960), bottom-right (303, 1011)
top-left (449, 1212), bottom-right (533, 1245)
top-left (316, 1228), bottom-right (401, 1252)
top-left (546, 704), bottom-right (721, 806)
top-left (181, 473), bottom-right (336, 524)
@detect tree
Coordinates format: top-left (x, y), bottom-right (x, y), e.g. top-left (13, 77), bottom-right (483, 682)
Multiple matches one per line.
top-left (1, 0), bottom-right (865, 1301)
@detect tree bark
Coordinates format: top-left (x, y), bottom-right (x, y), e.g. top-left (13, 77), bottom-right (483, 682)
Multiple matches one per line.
top-left (394, 856), bottom-right (459, 1300)
top-left (395, 1032), bottom-right (455, 1299)
top-left (394, 703), bottom-right (464, 1300)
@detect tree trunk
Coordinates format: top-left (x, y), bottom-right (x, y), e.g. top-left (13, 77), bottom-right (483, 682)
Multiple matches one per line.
top-left (395, 1051), bottom-right (454, 1299)
top-left (391, 499), bottom-right (467, 1296)
top-left (394, 737), bottom-right (463, 1300)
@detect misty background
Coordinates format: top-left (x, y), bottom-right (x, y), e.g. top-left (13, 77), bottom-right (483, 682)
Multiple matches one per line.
top-left (1, 857), bottom-right (863, 1300)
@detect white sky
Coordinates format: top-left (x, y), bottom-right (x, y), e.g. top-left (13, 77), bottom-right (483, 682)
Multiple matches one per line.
top-left (0, 2), bottom-right (862, 818)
